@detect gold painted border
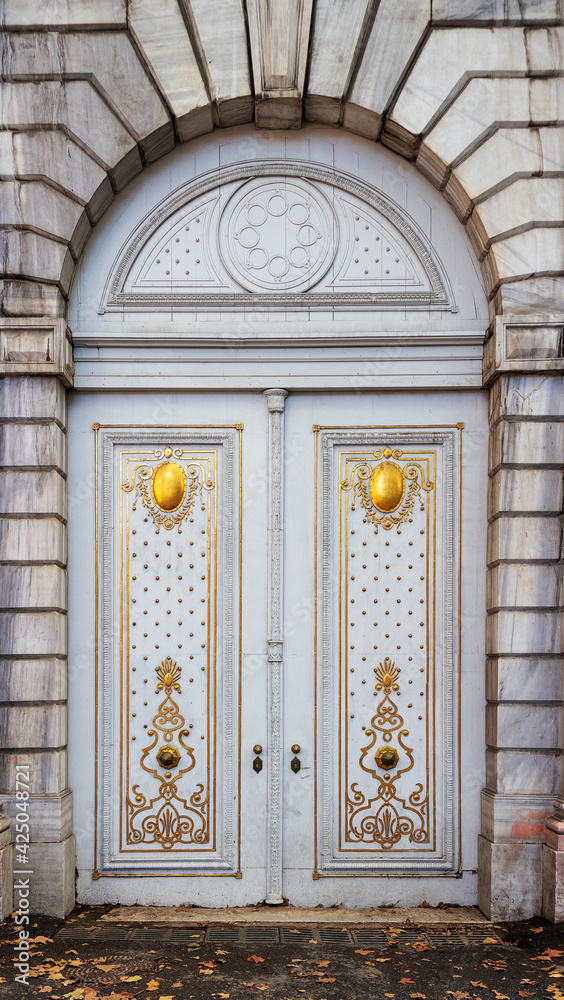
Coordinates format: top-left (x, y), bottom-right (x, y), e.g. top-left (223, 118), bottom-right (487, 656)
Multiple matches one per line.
top-left (93, 423), bottom-right (243, 879)
top-left (313, 424), bottom-right (463, 880)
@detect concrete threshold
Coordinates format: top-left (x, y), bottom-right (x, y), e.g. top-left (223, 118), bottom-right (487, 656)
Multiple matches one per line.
top-left (101, 905), bottom-right (490, 926)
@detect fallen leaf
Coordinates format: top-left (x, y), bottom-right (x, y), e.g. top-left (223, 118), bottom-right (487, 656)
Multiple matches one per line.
top-left (200, 961), bottom-right (216, 968)
top-left (470, 983), bottom-right (487, 989)
top-left (243, 982), bottom-right (255, 988)
top-left (518, 992), bottom-right (534, 997)
top-left (218, 994), bottom-right (230, 998)
top-left (171, 983), bottom-right (183, 988)
top-left (257, 986), bottom-right (269, 991)
top-left (308, 939), bottom-right (317, 944)
top-left (355, 948), bottom-right (374, 955)
top-left (530, 926), bottom-right (544, 933)
top-left (121, 975), bottom-right (141, 983)
top-left (316, 961), bottom-right (330, 967)
top-left (317, 978), bottom-right (336, 984)
top-left (541, 949), bottom-right (564, 959)
top-left (248, 955), bottom-right (265, 964)
top-left (158, 996), bottom-right (174, 1000)
top-left (482, 937), bottom-right (499, 944)
top-left (200, 968), bottom-right (214, 975)
top-left (410, 994), bottom-right (427, 999)
top-left (549, 973), bottom-right (564, 979)
top-left (65, 950), bottom-right (79, 956)
top-left (289, 929), bottom-right (301, 934)
top-left (376, 957), bottom-right (391, 962)
top-left (38, 990), bottom-right (53, 995)
top-left (492, 994), bottom-right (510, 1000)
top-left (216, 950), bottom-right (230, 955)
top-left (30, 936), bottom-right (53, 944)
top-left (365, 961), bottom-right (375, 966)
top-left (146, 981), bottom-right (160, 992)
top-left (399, 978), bottom-right (415, 985)
top-left (410, 942), bottom-right (430, 952)
top-left (63, 992), bottom-right (85, 1000)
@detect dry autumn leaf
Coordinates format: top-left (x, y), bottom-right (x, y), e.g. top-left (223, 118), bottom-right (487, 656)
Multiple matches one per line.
top-left (199, 968), bottom-right (214, 975)
top-left (470, 983), bottom-right (487, 988)
top-left (243, 982), bottom-right (255, 987)
top-left (256, 986), bottom-right (269, 991)
top-left (482, 937), bottom-right (499, 944)
top-left (316, 961), bottom-right (330, 967)
top-left (157, 996), bottom-right (174, 1000)
top-left (399, 978), bottom-right (415, 985)
top-left (121, 976), bottom-right (142, 983)
top-left (248, 955), bottom-right (265, 963)
top-left (289, 929), bottom-right (301, 934)
top-left (218, 994), bottom-right (230, 998)
top-left (317, 978), bottom-right (336, 984)
top-left (410, 994), bottom-right (427, 999)
top-left (146, 980), bottom-right (160, 991)
top-left (355, 948), bottom-right (373, 955)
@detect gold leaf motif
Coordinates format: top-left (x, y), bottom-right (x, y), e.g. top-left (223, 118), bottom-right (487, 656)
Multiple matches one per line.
top-left (152, 461), bottom-right (186, 512)
top-left (369, 462), bottom-right (405, 513)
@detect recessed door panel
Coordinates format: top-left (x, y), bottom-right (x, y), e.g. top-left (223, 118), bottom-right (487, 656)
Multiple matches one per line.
top-left (96, 426), bottom-right (242, 875)
top-left (316, 427), bottom-right (460, 874)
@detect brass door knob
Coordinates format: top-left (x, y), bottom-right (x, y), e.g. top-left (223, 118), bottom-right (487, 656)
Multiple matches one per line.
top-left (291, 744), bottom-right (300, 754)
top-left (253, 744), bottom-right (263, 773)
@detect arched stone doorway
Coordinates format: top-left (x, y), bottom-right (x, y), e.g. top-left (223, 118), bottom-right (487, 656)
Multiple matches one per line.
top-left (66, 126), bottom-right (489, 907)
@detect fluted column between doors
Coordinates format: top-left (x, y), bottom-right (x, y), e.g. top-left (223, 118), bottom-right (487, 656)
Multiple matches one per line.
top-left (263, 388), bottom-right (288, 904)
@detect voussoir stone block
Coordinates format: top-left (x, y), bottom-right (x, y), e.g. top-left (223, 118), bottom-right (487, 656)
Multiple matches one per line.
top-left (487, 516), bottom-right (562, 563)
top-left (489, 420), bottom-right (564, 471)
top-left (486, 749), bottom-right (560, 796)
top-left (486, 657), bottom-right (563, 702)
top-left (0, 518), bottom-right (67, 565)
top-left (487, 564), bottom-right (561, 609)
top-left (487, 469), bottom-right (564, 517)
top-left (0, 424), bottom-right (66, 472)
top-left (490, 374), bottom-right (564, 421)
top-left (0, 659), bottom-right (67, 702)
top-left (486, 609), bottom-right (561, 655)
top-left (0, 280), bottom-right (66, 320)
top-left (0, 751), bottom-right (67, 796)
top-left (486, 702), bottom-right (561, 749)
top-left (2, 789), bottom-right (72, 843)
top-left (0, 611), bottom-right (66, 658)
top-left (0, 377), bottom-right (66, 423)
top-left (478, 836), bottom-right (542, 920)
top-left (0, 705), bottom-right (66, 749)
top-left (0, 470), bottom-right (66, 518)
top-left (0, 566), bottom-right (66, 610)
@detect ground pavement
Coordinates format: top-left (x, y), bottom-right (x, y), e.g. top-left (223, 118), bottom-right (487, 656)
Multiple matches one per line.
top-left (1, 905), bottom-right (563, 1000)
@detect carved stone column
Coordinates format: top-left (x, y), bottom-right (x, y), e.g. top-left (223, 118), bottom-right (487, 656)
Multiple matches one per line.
top-left (263, 388), bottom-right (288, 904)
top-left (480, 327), bottom-right (564, 920)
top-left (0, 319), bottom-right (75, 918)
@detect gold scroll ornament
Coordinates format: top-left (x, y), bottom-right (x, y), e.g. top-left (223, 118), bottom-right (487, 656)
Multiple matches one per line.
top-left (122, 445), bottom-right (215, 530)
top-left (342, 446), bottom-right (433, 532)
top-left (126, 658), bottom-right (208, 850)
top-left (346, 659), bottom-right (428, 850)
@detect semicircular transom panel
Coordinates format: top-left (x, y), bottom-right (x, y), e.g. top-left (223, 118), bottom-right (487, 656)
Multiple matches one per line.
top-left (103, 162), bottom-right (454, 312)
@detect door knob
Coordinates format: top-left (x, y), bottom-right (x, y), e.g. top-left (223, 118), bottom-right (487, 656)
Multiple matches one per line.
top-left (290, 745), bottom-right (301, 773)
top-left (253, 745), bottom-right (263, 773)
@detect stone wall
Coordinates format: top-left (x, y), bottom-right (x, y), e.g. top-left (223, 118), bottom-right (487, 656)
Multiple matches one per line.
top-left (0, 0), bottom-right (563, 919)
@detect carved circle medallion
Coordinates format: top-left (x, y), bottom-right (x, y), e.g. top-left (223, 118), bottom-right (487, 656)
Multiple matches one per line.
top-left (219, 178), bottom-right (338, 292)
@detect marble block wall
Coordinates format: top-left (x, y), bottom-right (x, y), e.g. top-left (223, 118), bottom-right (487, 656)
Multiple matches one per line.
top-left (0, 375), bottom-right (75, 919)
top-left (480, 371), bottom-right (564, 921)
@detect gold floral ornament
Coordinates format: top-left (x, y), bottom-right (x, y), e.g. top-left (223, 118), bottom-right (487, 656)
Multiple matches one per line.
top-left (122, 446), bottom-right (215, 530)
top-left (346, 659), bottom-right (428, 850)
top-left (341, 446), bottom-right (433, 532)
top-left (126, 657), bottom-right (208, 850)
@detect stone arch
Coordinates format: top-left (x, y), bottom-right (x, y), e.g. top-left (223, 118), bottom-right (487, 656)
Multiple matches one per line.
top-left (0, 3), bottom-right (562, 923)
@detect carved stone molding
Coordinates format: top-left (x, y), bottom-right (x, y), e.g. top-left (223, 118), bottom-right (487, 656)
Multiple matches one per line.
top-left (0, 318), bottom-right (74, 386)
top-left (263, 388), bottom-right (288, 903)
top-left (483, 316), bottom-right (564, 385)
top-left (246, 0), bottom-right (313, 128)
top-left (101, 161), bottom-right (453, 314)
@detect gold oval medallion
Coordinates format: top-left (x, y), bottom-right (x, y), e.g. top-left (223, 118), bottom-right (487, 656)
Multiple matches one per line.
top-left (369, 461), bottom-right (405, 513)
top-left (151, 461), bottom-right (186, 512)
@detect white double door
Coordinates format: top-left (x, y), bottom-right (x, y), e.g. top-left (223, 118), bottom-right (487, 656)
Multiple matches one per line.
top-left (68, 389), bottom-right (486, 907)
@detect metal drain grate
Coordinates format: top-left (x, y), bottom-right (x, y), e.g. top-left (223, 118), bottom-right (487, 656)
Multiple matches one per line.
top-left (244, 927), bottom-right (280, 944)
top-left (352, 931), bottom-right (390, 950)
top-left (317, 927), bottom-right (355, 945)
top-left (206, 927), bottom-right (242, 943)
